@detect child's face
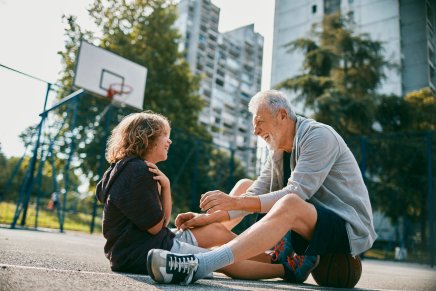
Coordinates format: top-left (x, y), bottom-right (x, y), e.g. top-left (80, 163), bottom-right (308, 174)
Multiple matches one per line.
top-left (147, 130), bottom-right (172, 163)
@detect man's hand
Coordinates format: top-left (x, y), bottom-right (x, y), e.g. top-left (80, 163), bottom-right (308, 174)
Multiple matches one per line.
top-left (175, 212), bottom-right (210, 230)
top-left (200, 190), bottom-right (237, 213)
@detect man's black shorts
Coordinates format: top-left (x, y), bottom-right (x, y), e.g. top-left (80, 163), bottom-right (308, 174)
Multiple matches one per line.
top-left (291, 204), bottom-right (350, 255)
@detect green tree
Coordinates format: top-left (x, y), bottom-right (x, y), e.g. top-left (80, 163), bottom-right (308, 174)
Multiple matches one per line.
top-left (278, 13), bottom-right (393, 136)
top-left (56, 0), bottom-right (207, 184)
top-left (45, 0), bottom-right (246, 214)
top-left (369, 88), bottom-right (436, 244)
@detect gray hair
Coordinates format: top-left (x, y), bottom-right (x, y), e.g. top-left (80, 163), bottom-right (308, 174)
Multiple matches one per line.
top-left (248, 90), bottom-right (297, 120)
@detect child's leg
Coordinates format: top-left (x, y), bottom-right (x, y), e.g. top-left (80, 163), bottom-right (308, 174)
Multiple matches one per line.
top-left (191, 223), bottom-right (273, 263)
top-left (190, 222), bottom-right (237, 248)
top-left (248, 252), bottom-right (273, 263)
top-left (218, 259), bottom-right (284, 280)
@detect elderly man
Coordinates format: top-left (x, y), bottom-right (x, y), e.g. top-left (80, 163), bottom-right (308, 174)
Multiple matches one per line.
top-left (147, 89), bottom-right (376, 284)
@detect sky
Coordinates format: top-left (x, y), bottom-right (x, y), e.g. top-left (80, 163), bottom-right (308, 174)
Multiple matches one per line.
top-left (0, 0), bottom-right (275, 158)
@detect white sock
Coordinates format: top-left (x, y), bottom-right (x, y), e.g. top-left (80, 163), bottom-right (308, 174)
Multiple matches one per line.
top-left (193, 245), bottom-right (234, 280)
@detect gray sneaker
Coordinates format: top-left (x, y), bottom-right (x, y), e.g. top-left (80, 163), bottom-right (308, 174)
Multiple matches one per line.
top-left (147, 249), bottom-right (198, 285)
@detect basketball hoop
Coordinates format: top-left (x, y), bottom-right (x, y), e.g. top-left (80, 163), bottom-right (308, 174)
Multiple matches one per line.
top-left (107, 83), bottom-right (133, 101)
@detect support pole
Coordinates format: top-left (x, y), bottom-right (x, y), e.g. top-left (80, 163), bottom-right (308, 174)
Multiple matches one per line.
top-left (11, 84), bottom-right (52, 228)
top-left (20, 82), bottom-right (52, 225)
top-left (360, 136), bottom-right (367, 179)
top-left (227, 147), bottom-right (235, 192)
top-left (427, 132), bottom-right (434, 267)
top-left (60, 97), bottom-right (80, 232)
top-left (90, 106), bottom-right (112, 234)
top-left (10, 117), bottom-right (45, 228)
top-left (190, 141), bottom-right (200, 211)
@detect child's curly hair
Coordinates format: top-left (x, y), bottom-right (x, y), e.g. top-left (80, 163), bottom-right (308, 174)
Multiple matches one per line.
top-left (106, 111), bottom-right (170, 163)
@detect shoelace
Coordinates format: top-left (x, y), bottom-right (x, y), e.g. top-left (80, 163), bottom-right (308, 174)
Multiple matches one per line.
top-left (168, 255), bottom-right (198, 284)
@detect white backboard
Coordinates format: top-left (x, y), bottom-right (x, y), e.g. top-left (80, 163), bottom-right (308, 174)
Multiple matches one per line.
top-left (73, 40), bottom-right (147, 110)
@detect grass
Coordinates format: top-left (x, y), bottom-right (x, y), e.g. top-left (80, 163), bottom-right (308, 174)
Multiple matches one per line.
top-left (0, 201), bottom-right (102, 233)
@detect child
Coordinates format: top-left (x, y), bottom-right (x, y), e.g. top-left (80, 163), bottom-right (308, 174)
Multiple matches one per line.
top-left (96, 111), bottom-right (236, 274)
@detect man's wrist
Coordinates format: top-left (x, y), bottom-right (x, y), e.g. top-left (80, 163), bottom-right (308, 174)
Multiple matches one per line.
top-left (238, 195), bottom-right (261, 212)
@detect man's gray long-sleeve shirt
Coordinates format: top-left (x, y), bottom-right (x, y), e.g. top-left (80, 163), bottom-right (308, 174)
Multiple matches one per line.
top-left (230, 116), bottom-right (376, 256)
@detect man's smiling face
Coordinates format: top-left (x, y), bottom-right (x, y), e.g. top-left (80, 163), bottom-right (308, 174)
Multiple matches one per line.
top-left (252, 105), bottom-right (282, 150)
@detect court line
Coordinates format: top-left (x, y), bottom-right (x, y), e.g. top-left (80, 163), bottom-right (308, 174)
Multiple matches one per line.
top-left (0, 263), bottom-right (148, 279)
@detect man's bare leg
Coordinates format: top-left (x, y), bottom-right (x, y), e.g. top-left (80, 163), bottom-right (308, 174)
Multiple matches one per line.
top-left (182, 194), bottom-right (317, 281)
top-left (228, 194), bottom-right (317, 262)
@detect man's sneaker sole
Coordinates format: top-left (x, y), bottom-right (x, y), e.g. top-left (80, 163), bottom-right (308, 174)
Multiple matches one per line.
top-left (300, 255), bottom-right (320, 282)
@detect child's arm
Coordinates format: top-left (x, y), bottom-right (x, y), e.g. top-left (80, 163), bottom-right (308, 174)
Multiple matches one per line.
top-left (146, 161), bottom-right (171, 227)
top-left (160, 183), bottom-right (171, 227)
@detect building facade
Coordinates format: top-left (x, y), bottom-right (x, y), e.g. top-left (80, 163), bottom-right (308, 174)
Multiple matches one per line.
top-left (176, 0), bottom-right (263, 175)
top-left (271, 0), bottom-right (436, 114)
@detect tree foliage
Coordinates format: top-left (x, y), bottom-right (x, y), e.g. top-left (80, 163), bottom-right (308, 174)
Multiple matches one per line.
top-left (51, 0), bottom-right (245, 213)
top-left (369, 88), bottom-right (436, 229)
top-left (278, 13), bottom-right (393, 136)
top-left (56, 0), bottom-right (207, 183)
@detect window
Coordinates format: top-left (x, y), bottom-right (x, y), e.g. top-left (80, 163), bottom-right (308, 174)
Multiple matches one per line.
top-left (324, 0), bottom-right (340, 14)
top-left (312, 5), bottom-right (317, 14)
top-left (427, 1), bottom-right (434, 30)
top-left (215, 79), bottom-right (224, 87)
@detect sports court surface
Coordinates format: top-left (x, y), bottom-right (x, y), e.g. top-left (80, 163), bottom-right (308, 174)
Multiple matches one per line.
top-left (1, 227), bottom-right (435, 290)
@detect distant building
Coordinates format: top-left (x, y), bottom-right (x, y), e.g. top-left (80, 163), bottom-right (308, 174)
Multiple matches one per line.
top-left (176, 0), bottom-right (263, 175)
top-left (271, 0), bottom-right (435, 114)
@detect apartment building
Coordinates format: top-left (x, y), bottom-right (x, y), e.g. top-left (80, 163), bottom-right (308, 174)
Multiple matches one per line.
top-left (176, 0), bottom-right (263, 175)
top-left (271, 0), bottom-right (435, 114)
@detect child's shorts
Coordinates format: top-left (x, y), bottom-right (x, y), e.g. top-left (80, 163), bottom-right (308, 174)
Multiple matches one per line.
top-left (170, 228), bottom-right (209, 254)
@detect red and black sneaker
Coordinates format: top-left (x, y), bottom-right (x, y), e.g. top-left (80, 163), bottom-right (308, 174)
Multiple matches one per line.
top-left (270, 231), bottom-right (294, 264)
top-left (282, 254), bottom-right (320, 283)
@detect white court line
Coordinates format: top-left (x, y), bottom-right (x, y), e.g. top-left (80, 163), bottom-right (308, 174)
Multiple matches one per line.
top-left (0, 263), bottom-right (406, 291)
top-left (0, 263), bottom-right (148, 279)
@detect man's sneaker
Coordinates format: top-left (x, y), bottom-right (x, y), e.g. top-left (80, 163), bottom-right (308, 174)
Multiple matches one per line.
top-left (147, 249), bottom-right (198, 285)
top-left (282, 254), bottom-right (320, 283)
top-left (270, 231), bottom-right (294, 264)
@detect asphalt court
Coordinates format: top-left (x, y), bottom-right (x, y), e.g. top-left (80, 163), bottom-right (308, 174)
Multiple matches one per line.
top-left (1, 227), bottom-right (435, 290)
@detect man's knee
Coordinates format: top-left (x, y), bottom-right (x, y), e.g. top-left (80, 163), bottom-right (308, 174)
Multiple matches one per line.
top-left (272, 194), bottom-right (317, 237)
top-left (229, 179), bottom-right (253, 197)
top-left (273, 194), bottom-right (309, 219)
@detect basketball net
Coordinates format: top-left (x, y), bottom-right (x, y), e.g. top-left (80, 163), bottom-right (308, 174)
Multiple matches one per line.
top-left (100, 83), bottom-right (134, 119)
top-left (106, 83), bottom-right (133, 102)
top-left (106, 85), bottom-right (119, 101)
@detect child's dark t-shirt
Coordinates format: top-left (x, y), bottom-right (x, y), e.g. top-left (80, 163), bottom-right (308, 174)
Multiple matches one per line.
top-left (96, 156), bottom-right (175, 274)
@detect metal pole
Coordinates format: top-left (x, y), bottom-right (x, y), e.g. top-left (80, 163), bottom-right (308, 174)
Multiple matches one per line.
top-left (18, 120), bottom-right (43, 226)
top-left (360, 136), bottom-right (367, 179)
top-left (34, 136), bottom-right (48, 229)
top-left (190, 141), bottom-right (200, 211)
top-left (227, 148), bottom-right (235, 192)
top-left (16, 84), bottom-right (52, 227)
top-left (60, 98), bottom-right (80, 232)
top-left (427, 132), bottom-right (434, 267)
top-left (90, 106), bottom-right (112, 234)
